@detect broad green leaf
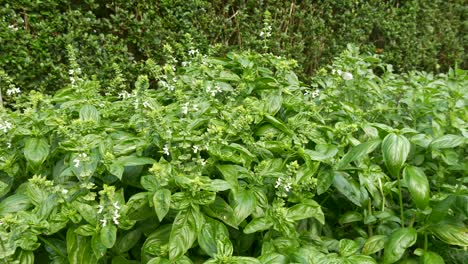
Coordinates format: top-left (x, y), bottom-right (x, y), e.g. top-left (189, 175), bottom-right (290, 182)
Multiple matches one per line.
top-left (153, 188), bottom-right (171, 221)
top-left (429, 224), bottom-right (468, 247)
top-left (74, 202), bottom-right (97, 226)
top-left (403, 166), bottom-right (430, 210)
top-left (169, 208), bottom-right (203, 260)
top-left (339, 211), bottom-right (363, 225)
top-left (24, 137), bottom-right (49, 168)
top-left (304, 144), bottom-right (339, 162)
top-left (0, 193), bottom-right (32, 217)
top-left (317, 167), bottom-right (334, 195)
top-left (346, 255), bottom-right (377, 264)
top-left (205, 179), bottom-right (231, 192)
top-left (336, 139), bottom-right (381, 169)
top-left (16, 250), bottom-right (34, 264)
top-left (362, 235), bottom-right (386, 255)
top-left (258, 253), bottom-right (288, 264)
top-left (115, 156), bottom-right (155, 167)
top-left (143, 225), bottom-right (172, 256)
top-left (229, 256), bottom-right (261, 264)
top-left (339, 239), bottom-right (359, 257)
top-left (216, 164), bottom-right (248, 188)
top-left (233, 189), bottom-right (257, 225)
top-left (382, 133), bottom-right (410, 178)
top-left (74, 225), bottom-right (96, 237)
top-left (67, 228), bottom-right (99, 264)
top-left (79, 104), bottom-right (100, 123)
top-left (430, 134), bottom-right (465, 149)
top-left (91, 234), bottom-right (107, 259)
top-left (100, 224), bottom-right (117, 248)
top-left (244, 217), bottom-right (273, 234)
top-left (147, 257), bottom-right (170, 264)
top-left (421, 251), bottom-right (445, 264)
top-left (383, 228), bottom-right (417, 264)
top-left (264, 114), bottom-right (293, 136)
top-left (333, 171), bottom-right (365, 207)
top-left (264, 91), bottom-right (283, 115)
top-left (192, 190), bottom-right (216, 205)
top-left (205, 196), bottom-right (237, 228)
top-left (140, 175), bottom-right (159, 192)
top-left (198, 217), bottom-right (230, 257)
top-left (427, 195), bottom-right (456, 223)
top-left (115, 229), bottom-right (142, 255)
top-left (286, 199), bottom-right (325, 224)
top-left (219, 71), bottom-right (240, 81)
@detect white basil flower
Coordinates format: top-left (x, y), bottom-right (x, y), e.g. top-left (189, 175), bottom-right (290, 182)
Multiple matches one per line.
top-left (342, 72), bottom-right (354, 81)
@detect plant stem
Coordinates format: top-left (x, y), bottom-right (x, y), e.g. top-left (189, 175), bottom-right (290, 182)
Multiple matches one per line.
top-left (397, 171), bottom-right (405, 227)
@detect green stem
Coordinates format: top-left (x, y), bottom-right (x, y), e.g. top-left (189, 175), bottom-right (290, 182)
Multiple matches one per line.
top-left (424, 233), bottom-right (428, 251)
top-left (397, 171), bottom-right (405, 227)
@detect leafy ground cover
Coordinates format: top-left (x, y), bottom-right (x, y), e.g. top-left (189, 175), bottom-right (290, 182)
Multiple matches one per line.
top-left (0, 45), bottom-right (467, 263)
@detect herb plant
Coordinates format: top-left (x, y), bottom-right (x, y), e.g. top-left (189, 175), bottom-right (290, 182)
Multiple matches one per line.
top-left (0, 45), bottom-right (466, 263)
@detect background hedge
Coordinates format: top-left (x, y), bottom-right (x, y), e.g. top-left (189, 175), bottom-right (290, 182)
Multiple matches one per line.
top-left (1, 0), bottom-right (466, 93)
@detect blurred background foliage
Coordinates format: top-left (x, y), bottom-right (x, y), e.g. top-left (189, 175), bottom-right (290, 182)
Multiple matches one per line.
top-left (0, 0), bottom-right (466, 93)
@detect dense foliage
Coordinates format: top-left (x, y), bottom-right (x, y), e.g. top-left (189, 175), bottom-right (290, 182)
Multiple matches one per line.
top-left (1, 0), bottom-right (466, 93)
top-left (0, 45), bottom-right (467, 263)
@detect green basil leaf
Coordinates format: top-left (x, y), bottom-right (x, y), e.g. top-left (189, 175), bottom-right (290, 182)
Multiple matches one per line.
top-left (304, 144), bottom-right (339, 162)
top-left (286, 199), bottom-right (325, 224)
top-left (403, 166), bottom-right (430, 210)
top-left (232, 189), bottom-right (257, 225)
top-left (79, 104), bottom-right (100, 123)
top-left (100, 224), bottom-right (117, 248)
top-left (429, 224), bottom-right (468, 247)
top-left (258, 253), bottom-right (288, 264)
top-left (421, 251), bottom-right (445, 264)
top-left (244, 217), bottom-right (273, 234)
top-left (333, 171), bottom-right (365, 207)
top-left (339, 239), bottom-right (359, 257)
top-left (383, 227), bottom-right (417, 264)
top-left (66, 228), bottom-right (99, 264)
top-left (198, 217), bottom-right (230, 257)
top-left (115, 229), bottom-right (142, 255)
top-left (362, 235), bottom-right (386, 255)
top-left (317, 167), bottom-right (334, 195)
top-left (427, 195), bottom-right (456, 224)
top-left (382, 133), bottom-right (410, 178)
top-left (24, 137), bottom-right (49, 168)
top-left (336, 139), bottom-right (381, 169)
top-left (16, 250), bottom-right (34, 264)
top-left (169, 208), bottom-right (203, 260)
top-left (229, 256), bottom-right (261, 264)
top-left (91, 234), bottom-right (107, 259)
top-left (153, 188), bottom-right (171, 221)
top-left (430, 134), bottom-right (465, 149)
top-left (74, 202), bottom-right (97, 226)
top-left (346, 255), bottom-right (377, 264)
top-left (0, 193), bottom-right (32, 217)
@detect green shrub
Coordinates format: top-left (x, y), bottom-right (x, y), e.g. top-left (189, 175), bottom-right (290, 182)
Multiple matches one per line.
top-left (0, 46), bottom-right (466, 263)
top-left (1, 0), bottom-right (466, 94)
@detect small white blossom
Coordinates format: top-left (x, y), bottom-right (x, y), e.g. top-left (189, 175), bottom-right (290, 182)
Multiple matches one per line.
top-left (69, 69), bottom-right (74, 75)
top-left (181, 61), bottom-right (190, 67)
top-left (193, 104), bottom-right (199, 111)
top-left (70, 77), bottom-right (76, 85)
top-left (342, 72), bottom-right (354, 81)
top-left (275, 178), bottom-right (282, 189)
top-left (7, 142), bottom-right (11, 148)
top-left (113, 202), bottom-right (120, 210)
top-left (163, 144), bottom-right (170, 156)
top-left (118, 91), bottom-right (132, 99)
top-left (112, 216), bottom-right (119, 225)
top-left (200, 159), bottom-right (207, 166)
top-left (182, 102), bottom-right (189, 115)
top-left (259, 31), bottom-right (265, 37)
top-left (142, 101), bottom-right (152, 109)
top-left (73, 153), bottom-right (88, 168)
top-left (311, 89), bottom-right (320, 98)
top-left (8, 24), bottom-right (18, 31)
top-left (61, 189), bottom-right (69, 194)
top-left (337, 69), bottom-right (343, 75)
top-left (73, 158), bottom-right (80, 168)
top-left (6, 87), bottom-right (21, 96)
top-left (284, 182), bottom-right (292, 192)
top-left (0, 120), bottom-right (13, 133)
top-left (100, 219), bottom-right (107, 227)
top-left (97, 205), bottom-right (104, 214)
top-left (193, 145), bottom-right (199, 153)
top-left (188, 49), bottom-right (199, 56)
